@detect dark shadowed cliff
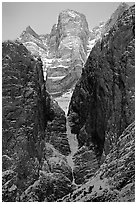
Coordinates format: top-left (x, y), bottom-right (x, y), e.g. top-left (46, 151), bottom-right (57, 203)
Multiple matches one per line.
top-left (2, 3), bottom-right (135, 202)
top-left (60, 122), bottom-right (135, 202)
top-left (2, 41), bottom-right (73, 201)
top-left (68, 5), bottom-right (135, 185)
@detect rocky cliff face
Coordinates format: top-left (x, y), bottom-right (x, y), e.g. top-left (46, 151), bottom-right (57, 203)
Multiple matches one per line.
top-left (46, 9), bottom-right (89, 96)
top-left (18, 10), bottom-right (90, 97)
top-left (68, 4), bottom-right (135, 185)
top-left (2, 3), bottom-right (135, 202)
top-left (60, 122), bottom-right (135, 202)
top-left (102, 2), bottom-right (129, 36)
top-left (87, 3), bottom-right (129, 56)
top-left (18, 26), bottom-right (49, 79)
top-left (18, 26), bottom-right (48, 58)
top-left (2, 41), bottom-right (73, 201)
top-left (18, 4), bottom-right (129, 98)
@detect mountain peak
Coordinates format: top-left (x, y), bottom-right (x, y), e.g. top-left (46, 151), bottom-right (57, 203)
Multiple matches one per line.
top-left (110, 2), bottom-right (129, 20)
top-left (59, 9), bottom-right (85, 19)
top-left (61, 9), bottom-right (78, 14)
top-left (25, 25), bottom-right (39, 38)
top-left (26, 25), bottom-right (33, 32)
top-left (118, 2), bottom-right (129, 9)
top-left (101, 2), bottom-right (129, 36)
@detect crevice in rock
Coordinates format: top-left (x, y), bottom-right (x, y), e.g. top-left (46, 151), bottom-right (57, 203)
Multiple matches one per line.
top-left (54, 91), bottom-right (79, 186)
top-left (66, 118), bottom-right (78, 186)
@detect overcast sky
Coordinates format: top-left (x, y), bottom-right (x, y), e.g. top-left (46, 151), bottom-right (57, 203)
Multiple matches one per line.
top-left (2, 2), bottom-right (134, 41)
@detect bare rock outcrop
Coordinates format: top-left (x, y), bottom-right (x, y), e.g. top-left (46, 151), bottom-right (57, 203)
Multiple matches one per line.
top-left (18, 4), bottom-right (130, 97)
top-left (68, 4), bottom-right (135, 185)
top-left (60, 122), bottom-right (135, 202)
top-left (2, 41), bottom-right (72, 201)
top-left (46, 9), bottom-right (90, 96)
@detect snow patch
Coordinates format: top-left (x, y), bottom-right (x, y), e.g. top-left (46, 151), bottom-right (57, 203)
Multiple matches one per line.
top-left (68, 10), bottom-right (78, 18)
top-left (48, 76), bottom-right (65, 81)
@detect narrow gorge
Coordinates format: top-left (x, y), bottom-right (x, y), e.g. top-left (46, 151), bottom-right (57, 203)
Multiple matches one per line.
top-left (2, 3), bottom-right (135, 202)
top-left (54, 91), bottom-right (79, 186)
top-left (66, 119), bottom-right (78, 186)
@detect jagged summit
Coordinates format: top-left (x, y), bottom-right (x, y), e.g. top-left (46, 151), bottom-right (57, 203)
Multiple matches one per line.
top-left (44, 7), bottom-right (90, 95)
top-left (58, 9), bottom-right (89, 31)
top-left (93, 2), bottom-right (130, 39)
top-left (25, 25), bottom-right (39, 38)
top-left (26, 25), bottom-right (34, 33)
top-left (117, 2), bottom-right (129, 10)
top-left (104, 2), bottom-right (129, 30)
top-left (59, 9), bottom-right (84, 18)
top-left (110, 2), bottom-right (129, 19)
top-left (20, 25), bottom-right (39, 39)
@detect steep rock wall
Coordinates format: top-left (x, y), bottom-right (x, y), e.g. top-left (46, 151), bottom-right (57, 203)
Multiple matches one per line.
top-left (18, 10), bottom-right (90, 96)
top-left (60, 122), bottom-right (135, 202)
top-left (2, 41), bottom-right (72, 201)
top-left (68, 5), bottom-right (135, 184)
top-left (18, 4), bottom-right (129, 97)
top-left (46, 9), bottom-right (90, 96)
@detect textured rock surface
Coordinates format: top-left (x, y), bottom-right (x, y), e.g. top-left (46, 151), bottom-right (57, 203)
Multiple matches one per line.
top-left (87, 3), bottom-right (129, 57)
top-left (20, 143), bottom-right (73, 202)
top-left (18, 26), bottom-right (49, 79)
top-left (18, 26), bottom-right (48, 58)
top-left (18, 10), bottom-right (90, 96)
top-left (2, 3), bottom-right (135, 202)
top-left (102, 2), bottom-right (129, 36)
top-left (68, 4), bottom-right (135, 184)
top-left (18, 4), bottom-right (130, 98)
top-left (2, 41), bottom-right (47, 201)
top-left (2, 41), bottom-right (72, 201)
top-left (72, 146), bottom-right (99, 185)
top-left (45, 9), bottom-right (90, 96)
top-left (60, 122), bottom-right (135, 202)
top-left (44, 96), bottom-right (71, 156)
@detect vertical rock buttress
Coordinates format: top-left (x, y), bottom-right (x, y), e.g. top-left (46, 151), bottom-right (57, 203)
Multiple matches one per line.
top-left (2, 41), bottom-right (73, 202)
top-left (67, 5), bottom-right (135, 184)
